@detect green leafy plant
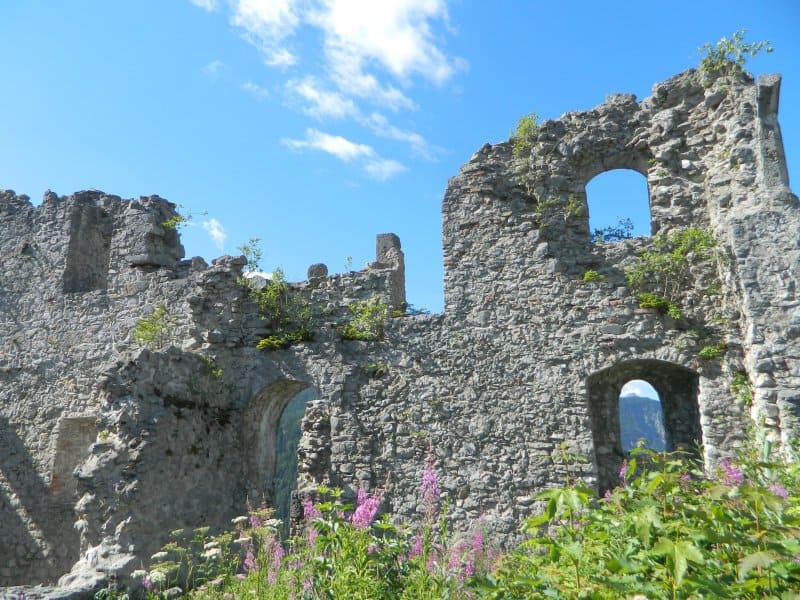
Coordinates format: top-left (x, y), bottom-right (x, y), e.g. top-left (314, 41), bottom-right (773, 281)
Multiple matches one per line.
top-left (699, 343), bottom-right (727, 360)
top-left (625, 227), bottom-right (718, 318)
top-left (363, 361), bottom-right (389, 379)
top-left (161, 214), bottom-right (186, 231)
top-left (132, 303), bottom-right (175, 350)
top-left (511, 112), bottom-right (540, 159)
top-left (565, 194), bottom-right (586, 218)
top-left (339, 295), bottom-right (390, 341)
top-left (731, 372), bottom-right (753, 406)
top-left (241, 268), bottom-right (314, 351)
top-left (699, 29), bottom-right (773, 82)
top-left (199, 355), bottom-right (223, 380)
top-left (582, 269), bottom-right (605, 284)
top-left (237, 237), bottom-right (263, 273)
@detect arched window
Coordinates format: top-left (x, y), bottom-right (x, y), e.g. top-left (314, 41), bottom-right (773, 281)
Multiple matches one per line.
top-left (618, 379), bottom-right (666, 452)
top-left (586, 169), bottom-right (651, 242)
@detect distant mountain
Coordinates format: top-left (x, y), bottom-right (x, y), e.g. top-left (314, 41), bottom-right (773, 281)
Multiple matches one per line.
top-left (619, 395), bottom-right (667, 452)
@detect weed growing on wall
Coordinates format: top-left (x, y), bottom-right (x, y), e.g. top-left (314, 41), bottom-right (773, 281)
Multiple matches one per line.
top-left (237, 237), bottom-right (263, 273)
top-left (239, 268), bottom-right (314, 351)
top-left (731, 372), bottom-right (753, 406)
top-left (582, 269), bottom-right (605, 284)
top-left (339, 295), bottom-right (390, 341)
top-left (698, 29), bottom-right (773, 83)
top-left (625, 227), bottom-right (718, 319)
top-left (511, 112), bottom-right (540, 159)
top-left (132, 303), bottom-right (175, 350)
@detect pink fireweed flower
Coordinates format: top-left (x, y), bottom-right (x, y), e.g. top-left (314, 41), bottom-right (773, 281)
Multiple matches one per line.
top-left (618, 459), bottom-right (629, 482)
top-left (770, 482), bottom-right (789, 499)
top-left (720, 459), bottom-right (744, 486)
top-left (410, 533), bottom-right (423, 557)
top-left (472, 530), bottom-right (484, 554)
top-left (421, 446), bottom-right (440, 517)
top-left (243, 544), bottom-right (258, 573)
top-left (351, 488), bottom-right (381, 529)
top-left (303, 496), bottom-right (321, 520)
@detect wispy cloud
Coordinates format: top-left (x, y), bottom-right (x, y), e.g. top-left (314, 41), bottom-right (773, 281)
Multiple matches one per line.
top-left (282, 129), bottom-right (406, 180)
top-left (364, 158), bottom-right (407, 181)
top-left (201, 59), bottom-right (225, 77)
top-left (282, 128), bottom-right (373, 161)
top-left (190, 0), bottom-right (218, 11)
top-left (363, 112), bottom-right (438, 160)
top-left (286, 77), bottom-right (358, 119)
top-left (241, 81), bottom-right (270, 100)
top-left (202, 218), bottom-right (227, 250)
top-left (230, 0), bottom-right (300, 68)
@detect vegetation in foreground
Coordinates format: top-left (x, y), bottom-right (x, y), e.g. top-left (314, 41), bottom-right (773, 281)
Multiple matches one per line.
top-left (103, 435), bottom-right (800, 600)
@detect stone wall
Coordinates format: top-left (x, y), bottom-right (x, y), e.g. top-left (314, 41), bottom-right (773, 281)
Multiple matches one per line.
top-left (1, 65), bottom-right (798, 597)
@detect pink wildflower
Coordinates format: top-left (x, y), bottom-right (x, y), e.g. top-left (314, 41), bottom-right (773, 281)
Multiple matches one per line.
top-left (720, 459), bottom-right (744, 486)
top-left (618, 459), bottom-right (628, 482)
top-left (472, 530), bottom-right (484, 554)
top-left (351, 488), bottom-right (381, 529)
top-left (421, 444), bottom-right (440, 517)
top-left (303, 496), bottom-right (321, 520)
top-left (770, 482), bottom-right (789, 499)
top-left (243, 543), bottom-right (259, 573)
top-left (410, 533), bottom-right (423, 557)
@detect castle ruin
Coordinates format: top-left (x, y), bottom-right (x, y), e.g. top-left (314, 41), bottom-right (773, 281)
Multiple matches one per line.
top-left (1, 66), bottom-right (798, 597)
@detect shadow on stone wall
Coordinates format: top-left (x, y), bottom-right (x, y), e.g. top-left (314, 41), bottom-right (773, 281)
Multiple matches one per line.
top-left (0, 417), bottom-right (79, 586)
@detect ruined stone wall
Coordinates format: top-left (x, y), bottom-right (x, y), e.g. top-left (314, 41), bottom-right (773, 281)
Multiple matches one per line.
top-left (1, 66), bottom-right (798, 597)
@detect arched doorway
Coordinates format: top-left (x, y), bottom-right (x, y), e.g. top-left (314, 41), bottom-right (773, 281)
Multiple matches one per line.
top-left (587, 360), bottom-right (700, 492)
top-left (242, 381), bottom-right (318, 528)
top-left (586, 169), bottom-right (651, 242)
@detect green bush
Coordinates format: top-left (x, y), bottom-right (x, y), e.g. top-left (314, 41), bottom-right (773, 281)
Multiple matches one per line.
top-left (242, 268), bottom-right (314, 351)
top-left (699, 29), bottom-right (773, 81)
top-left (625, 227), bottom-right (717, 319)
top-left (699, 343), bottom-right (727, 360)
top-left (339, 296), bottom-right (390, 341)
top-left (731, 372), bottom-right (753, 406)
top-left (132, 304), bottom-right (175, 350)
top-left (582, 270), bottom-right (605, 284)
top-left (511, 112), bottom-right (540, 159)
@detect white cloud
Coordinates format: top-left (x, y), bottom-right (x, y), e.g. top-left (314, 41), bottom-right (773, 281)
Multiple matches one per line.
top-left (286, 77), bottom-right (358, 119)
top-left (282, 128), bottom-right (407, 180)
top-left (363, 112), bottom-right (438, 159)
top-left (241, 81), bottom-right (270, 100)
top-left (189, 0), bottom-right (218, 11)
top-left (364, 158), bottom-right (407, 180)
top-left (282, 128), bottom-right (374, 161)
top-left (231, 0), bottom-right (300, 69)
top-left (202, 59), bottom-right (225, 77)
top-left (202, 218), bottom-right (227, 250)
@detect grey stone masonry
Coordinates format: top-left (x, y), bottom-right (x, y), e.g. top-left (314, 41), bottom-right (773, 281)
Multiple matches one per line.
top-left (1, 65), bottom-right (798, 597)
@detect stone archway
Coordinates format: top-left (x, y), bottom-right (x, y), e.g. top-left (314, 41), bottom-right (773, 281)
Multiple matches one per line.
top-left (587, 360), bottom-right (700, 492)
top-left (241, 381), bottom-right (317, 516)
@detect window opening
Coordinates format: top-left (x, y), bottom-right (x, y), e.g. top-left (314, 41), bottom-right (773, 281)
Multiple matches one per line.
top-left (586, 169), bottom-right (651, 242)
top-left (618, 379), bottom-right (666, 452)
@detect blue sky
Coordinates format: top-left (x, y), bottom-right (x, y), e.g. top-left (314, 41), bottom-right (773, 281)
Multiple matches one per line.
top-left (2, 1), bottom-right (798, 313)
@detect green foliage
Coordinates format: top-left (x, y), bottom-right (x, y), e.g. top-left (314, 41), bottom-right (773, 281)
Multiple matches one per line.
top-left (511, 112), bottom-right (540, 159)
top-left (476, 446), bottom-right (800, 599)
top-left (625, 227), bottom-right (718, 318)
top-left (592, 217), bottom-right (634, 243)
top-left (241, 268), bottom-right (314, 351)
top-left (582, 269), bottom-right (605, 284)
top-left (731, 372), bottom-right (754, 406)
top-left (237, 237), bottom-right (263, 273)
top-left (699, 343), bottom-right (727, 360)
top-left (339, 295), bottom-right (390, 341)
top-left (565, 194), bottom-right (586, 218)
top-left (199, 355), bottom-right (223, 380)
top-left (699, 29), bottom-right (773, 81)
top-left (161, 214), bottom-right (186, 232)
top-left (132, 303), bottom-right (175, 350)
top-left (363, 361), bottom-right (389, 379)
